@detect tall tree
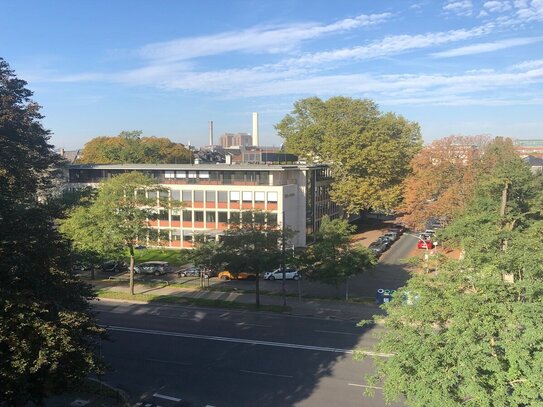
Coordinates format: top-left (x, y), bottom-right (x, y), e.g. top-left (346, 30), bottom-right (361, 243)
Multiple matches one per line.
top-left (217, 211), bottom-right (288, 307)
top-left (401, 135), bottom-right (489, 229)
top-left (0, 58), bottom-right (104, 405)
top-left (366, 144), bottom-right (543, 406)
top-left (61, 172), bottom-right (167, 295)
top-left (79, 131), bottom-right (192, 164)
top-left (308, 216), bottom-right (375, 299)
top-left (276, 97), bottom-right (422, 213)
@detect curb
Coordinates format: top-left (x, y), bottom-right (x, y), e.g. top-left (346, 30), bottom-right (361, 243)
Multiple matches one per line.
top-left (86, 378), bottom-right (131, 407)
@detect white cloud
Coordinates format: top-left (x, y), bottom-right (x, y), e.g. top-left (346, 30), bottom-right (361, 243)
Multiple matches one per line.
top-left (138, 13), bottom-right (392, 62)
top-left (443, 1), bottom-right (474, 16)
top-left (432, 36), bottom-right (542, 57)
top-left (511, 59), bottom-right (543, 70)
top-left (513, 0), bottom-right (543, 21)
top-left (483, 1), bottom-right (513, 13)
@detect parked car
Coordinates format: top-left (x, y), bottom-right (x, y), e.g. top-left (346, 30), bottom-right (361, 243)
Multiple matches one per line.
top-left (369, 241), bottom-right (388, 256)
top-left (218, 270), bottom-right (257, 280)
top-left (134, 244), bottom-right (147, 250)
top-left (390, 223), bottom-right (406, 234)
top-left (263, 268), bottom-right (300, 280)
top-left (134, 261), bottom-right (170, 276)
top-left (388, 226), bottom-right (404, 236)
top-left (376, 235), bottom-right (394, 247)
top-left (101, 260), bottom-right (127, 273)
top-left (383, 231), bottom-right (399, 242)
top-left (418, 239), bottom-right (434, 249)
top-left (178, 267), bottom-right (202, 277)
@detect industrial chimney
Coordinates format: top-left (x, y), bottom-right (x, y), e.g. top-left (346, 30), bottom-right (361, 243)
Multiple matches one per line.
top-left (252, 112), bottom-right (259, 146)
top-left (208, 120), bottom-right (214, 146)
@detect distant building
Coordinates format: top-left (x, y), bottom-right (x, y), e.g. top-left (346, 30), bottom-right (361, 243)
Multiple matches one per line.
top-left (219, 133), bottom-right (252, 148)
top-left (514, 139), bottom-right (543, 158)
top-left (57, 148), bottom-right (80, 163)
top-left (64, 163), bottom-right (339, 247)
top-left (523, 155), bottom-right (543, 174)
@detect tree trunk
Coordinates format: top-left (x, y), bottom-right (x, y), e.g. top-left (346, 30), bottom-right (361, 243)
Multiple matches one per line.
top-left (255, 274), bottom-right (260, 308)
top-left (129, 245), bottom-right (135, 295)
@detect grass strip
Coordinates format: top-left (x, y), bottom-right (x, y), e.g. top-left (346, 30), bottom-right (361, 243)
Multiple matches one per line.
top-left (96, 289), bottom-right (290, 313)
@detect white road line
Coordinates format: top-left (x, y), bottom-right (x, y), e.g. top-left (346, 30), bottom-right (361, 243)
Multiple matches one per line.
top-left (152, 392), bottom-right (182, 402)
top-left (107, 325), bottom-right (354, 354)
top-left (348, 383), bottom-right (384, 390)
top-left (236, 322), bottom-right (272, 328)
top-left (240, 369), bottom-right (294, 378)
top-left (315, 329), bottom-right (360, 336)
top-left (145, 358), bottom-right (191, 366)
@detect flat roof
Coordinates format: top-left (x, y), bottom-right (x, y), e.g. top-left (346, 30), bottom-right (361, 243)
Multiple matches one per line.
top-left (67, 163), bottom-right (326, 171)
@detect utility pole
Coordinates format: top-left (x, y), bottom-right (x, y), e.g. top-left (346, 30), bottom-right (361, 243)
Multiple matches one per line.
top-left (281, 211), bottom-right (287, 307)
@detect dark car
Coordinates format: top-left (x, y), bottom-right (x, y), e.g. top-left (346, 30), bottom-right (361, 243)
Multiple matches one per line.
top-left (101, 260), bottom-right (127, 273)
top-left (134, 261), bottom-right (170, 276)
top-left (369, 241), bottom-right (388, 256)
top-left (376, 235), bottom-right (393, 248)
top-left (72, 262), bottom-right (93, 272)
top-left (178, 267), bottom-right (202, 277)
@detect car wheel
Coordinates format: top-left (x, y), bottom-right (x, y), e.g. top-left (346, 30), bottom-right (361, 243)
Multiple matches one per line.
top-left (180, 273), bottom-right (186, 277)
top-left (220, 275), bottom-right (229, 280)
top-left (268, 275), bottom-right (275, 281)
top-left (294, 276), bottom-right (300, 281)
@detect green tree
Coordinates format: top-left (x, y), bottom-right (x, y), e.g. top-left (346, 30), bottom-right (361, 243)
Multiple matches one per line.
top-left (188, 238), bottom-right (225, 287)
top-left (308, 216), bottom-right (376, 299)
top-left (0, 58), bottom-right (104, 405)
top-left (276, 97), bottom-right (422, 213)
top-left (365, 144), bottom-right (543, 406)
top-left (79, 131), bottom-right (191, 164)
top-left (61, 172), bottom-right (166, 295)
top-left (217, 211), bottom-right (288, 307)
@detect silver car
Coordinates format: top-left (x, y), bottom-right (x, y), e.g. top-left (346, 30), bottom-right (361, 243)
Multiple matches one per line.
top-left (134, 261), bottom-right (170, 276)
top-left (263, 268), bottom-right (300, 280)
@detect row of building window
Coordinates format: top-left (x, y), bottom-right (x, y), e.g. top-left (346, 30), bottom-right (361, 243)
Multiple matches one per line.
top-left (153, 210), bottom-right (278, 225)
top-left (147, 190), bottom-right (279, 203)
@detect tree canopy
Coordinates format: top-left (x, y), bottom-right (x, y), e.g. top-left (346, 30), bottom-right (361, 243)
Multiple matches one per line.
top-left (276, 97), bottom-right (422, 213)
top-left (0, 58), bottom-right (104, 405)
top-left (366, 142), bottom-right (543, 406)
top-left (78, 130), bottom-right (192, 164)
top-left (306, 216), bottom-right (375, 297)
top-left (61, 172), bottom-right (167, 295)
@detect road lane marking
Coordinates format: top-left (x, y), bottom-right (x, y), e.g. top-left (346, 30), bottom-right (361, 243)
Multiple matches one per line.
top-left (153, 393), bottom-right (182, 402)
top-left (107, 325), bottom-right (354, 354)
top-left (315, 329), bottom-right (360, 336)
top-left (145, 358), bottom-right (191, 366)
top-left (236, 322), bottom-right (272, 328)
top-left (348, 383), bottom-right (384, 389)
top-left (240, 369), bottom-right (294, 378)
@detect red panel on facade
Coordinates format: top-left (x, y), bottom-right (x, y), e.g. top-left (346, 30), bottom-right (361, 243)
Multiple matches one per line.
top-left (267, 203), bottom-right (278, 210)
top-left (171, 241), bottom-right (181, 247)
top-left (217, 202), bottom-right (228, 209)
top-left (194, 221), bottom-right (204, 228)
top-left (230, 202), bottom-right (240, 209)
top-left (183, 241), bottom-right (193, 248)
top-left (148, 220), bottom-right (158, 227)
top-left (171, 221), bottom-right (181, 227)
top-left (182, 221), bottom-right (192, 227)
top-left (217, 222), bottom-right (228, 230)
top-left (193, 201), bottom-right (204, 208)
top-left (254, 203), bottom-right (265, 210)
top-left (159, 220), bottom-right (170, 227)
top-left (206, 202), bottom-right (216, 208)
top-left (242, 203), bottom-right (252, 209)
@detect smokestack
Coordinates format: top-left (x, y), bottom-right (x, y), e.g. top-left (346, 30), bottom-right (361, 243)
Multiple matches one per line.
top-left (208, 120), bottom-right (214, 146)
top-left (252, 112), bottom-right (259, 146)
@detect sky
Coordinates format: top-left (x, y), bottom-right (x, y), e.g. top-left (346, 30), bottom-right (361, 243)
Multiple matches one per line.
top-left (1, 0), bottom-right (542, 150)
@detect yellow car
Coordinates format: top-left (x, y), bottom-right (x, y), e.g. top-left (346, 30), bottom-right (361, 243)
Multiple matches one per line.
top-left (218, 270), bottom-right (257, 280)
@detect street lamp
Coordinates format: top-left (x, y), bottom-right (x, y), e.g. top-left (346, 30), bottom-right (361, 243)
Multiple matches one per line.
top-left (404, 232), bottom-right (436, 273)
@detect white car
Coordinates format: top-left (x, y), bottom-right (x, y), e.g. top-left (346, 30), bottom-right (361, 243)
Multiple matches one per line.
top-left (263, 268), bottom-right (300, 280)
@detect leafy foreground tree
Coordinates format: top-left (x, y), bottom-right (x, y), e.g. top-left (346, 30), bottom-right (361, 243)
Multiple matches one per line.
top-left (79, 130), bottom-right (192, 164)
top-left (276, 96), bottom-right (422, 213)
top-left (307, 216), bottom-right (376, 299)
top-left (61, 172), bottom-right (165, 295)
top-left (364, 145), bottom-right (543, 406)
top-left (188, 238), bottom-right (224, 287)
top-left (217, 211), bottom-right (289, 307)
top-left (0, 58), bottom-right (104, 405)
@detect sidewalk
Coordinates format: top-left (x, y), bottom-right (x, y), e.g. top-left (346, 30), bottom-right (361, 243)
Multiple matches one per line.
top-left (96, 281), bottom-right (384, 322)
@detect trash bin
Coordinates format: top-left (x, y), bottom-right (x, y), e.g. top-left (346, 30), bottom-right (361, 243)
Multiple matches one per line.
top-left (376, 288), bottom-right (385, 304)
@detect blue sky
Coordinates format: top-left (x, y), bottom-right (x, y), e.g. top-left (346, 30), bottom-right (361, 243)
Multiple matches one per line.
top-left (1, 0), bottom-right (542, 149)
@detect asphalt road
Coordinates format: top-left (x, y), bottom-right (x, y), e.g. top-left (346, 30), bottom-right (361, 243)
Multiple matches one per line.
top-left (96, 301), bottom-right (404, 407)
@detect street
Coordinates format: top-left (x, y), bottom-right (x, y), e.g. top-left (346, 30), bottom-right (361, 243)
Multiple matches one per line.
top-left (96, 301), bottom-right (403, 407)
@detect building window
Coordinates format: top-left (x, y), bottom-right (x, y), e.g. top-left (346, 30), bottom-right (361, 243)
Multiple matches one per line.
top-left (242, 211), bottom-right (252, 224)
top-left (254, 191), bottom-right (265, 202)
top-left (230, 191), bottom-right (240, 202)
top-left (267, 192), bottom-right (278, 202)
top-left (182, 210), bottom-right (192, 222)
top-left (159, 210), bottom-right (168, 221)
top-left (171, 190), bottom-right (180, 201)
top-left (254, 212), bottom-right (265, 224)
top-left (183, 234), bottom-right (192, 243)
top-left (206, 191), bottom-right (216, 202)
top-left (182, 191), bottom-right (192, 201)
top-left (242, 191), bottom-right (252, 202)
top-left (194, 211), bottom-right (204, 222)
top-left (176, 171), bottom-right (186, 178)
top-left (188, 171), bottom-right (197, 179)
top-left (218, 191), bottom-right (228, 202)
top-left (194, 190), bottom-right (204, 202)
top-left (172, 211), bottom-right (181, 221)
top-left (230, 212), bottom-right (240, 223)
top-left (268, 213), bottom-right (278, 225)
top-left (165, 171), bottom-right (175, 179)
top-left (206, 212), bottom-right (216, 223)
top-left (148, 191), bottom-right (157, 200)
top-left (159, 190), bottom-right (169, 204)
top-left (199, 171), bottom-right (210, 179)
top-left (218, 212), bottom-right (228, 223)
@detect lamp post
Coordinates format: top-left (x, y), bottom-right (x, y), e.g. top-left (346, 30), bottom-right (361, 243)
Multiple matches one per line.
top-left (405, 232), bottom-right (433, 273)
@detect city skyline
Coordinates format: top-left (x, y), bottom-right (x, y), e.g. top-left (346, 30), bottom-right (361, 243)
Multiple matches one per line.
top-left (1, 0), bottom-right (542, 149)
